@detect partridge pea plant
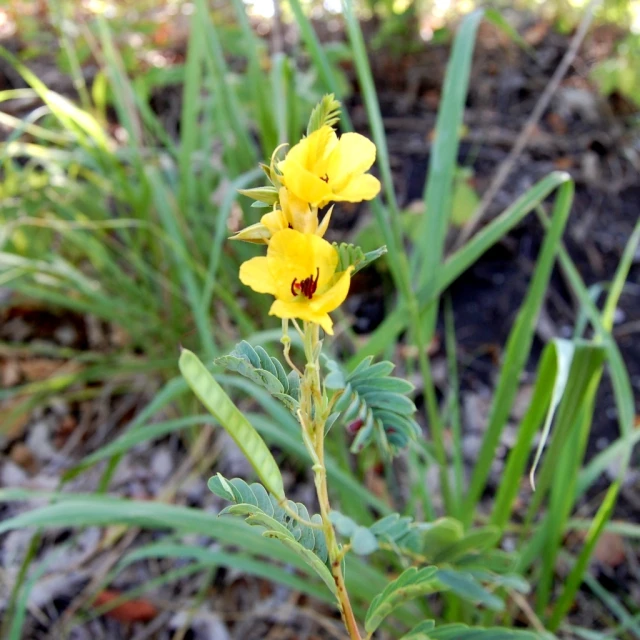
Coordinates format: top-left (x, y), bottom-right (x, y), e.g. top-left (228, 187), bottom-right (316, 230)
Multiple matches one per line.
top-left (179, 97), bottom-right (542, 640)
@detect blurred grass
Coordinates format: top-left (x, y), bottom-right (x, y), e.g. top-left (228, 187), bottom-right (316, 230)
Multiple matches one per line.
top-left (0, 1), bottom-right (638, 637)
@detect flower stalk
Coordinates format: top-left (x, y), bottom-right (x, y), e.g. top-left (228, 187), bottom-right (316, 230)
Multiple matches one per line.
top-left (299, 321), bottom-right (362, 640)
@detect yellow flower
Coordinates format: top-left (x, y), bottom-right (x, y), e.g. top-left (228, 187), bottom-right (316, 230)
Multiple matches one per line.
top-left (232, 188), bottom-right (332, 244)
top-left (278, 126), bottom-right (380, 208)
top-left (239, 229), bottom-right (352, 334)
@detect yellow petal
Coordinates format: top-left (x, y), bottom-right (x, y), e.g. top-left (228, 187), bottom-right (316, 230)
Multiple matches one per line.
top-left (239, 256), bottom-right (275, 294)
top-left (292, 126), bottom-right (336, 169)
top-left (333, 173), bottom-right (381, 203)
top-left (261, 209), bottom-right (288, 235)
top-left (308, 233), bottom-right (339, 292)
top-left (316, 205), bottom-right (333, 238)
top-left (267, 229), bottom-right (317, 300)
top-left (265, 229), bottom-right (339, 300)
top-left (310, 267), bottom-right (352, 314)
top-left (279, 126), bottom-right (333, 172)
top-left (279, 187), bottom-right (318, 234)
top-left (280, 161), bottom-right (332, 207)
top-left (327, 132), bottom-right (377, 189)
top-left (269, 300), bottom-right (334, 335)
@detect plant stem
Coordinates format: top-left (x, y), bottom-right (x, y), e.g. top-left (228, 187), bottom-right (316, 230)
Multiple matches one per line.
top-left (314, 457), bottom-right (362, 639)
top-left (301, 322), bottom-right (362, 640)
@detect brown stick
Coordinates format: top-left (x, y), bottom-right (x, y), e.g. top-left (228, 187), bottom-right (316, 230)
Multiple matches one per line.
top-left (454, 0), bottom-right (601, 249)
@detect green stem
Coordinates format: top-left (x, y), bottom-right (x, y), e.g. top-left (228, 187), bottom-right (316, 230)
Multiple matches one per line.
top-left (300, 322), bottom-right (362, 640)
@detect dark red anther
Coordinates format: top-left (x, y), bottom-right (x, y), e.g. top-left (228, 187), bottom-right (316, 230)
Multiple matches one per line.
top-left (291, 268), bottom-right (319, 300)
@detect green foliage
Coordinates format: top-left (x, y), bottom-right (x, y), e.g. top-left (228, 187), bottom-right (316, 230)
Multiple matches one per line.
top-left (329, 511), bottom-right (379, 555)
top-left (370, 4), bottom-right (425, 57)
top-left (366, 567), bottom-right (440, 633)
top-left (365, 565), bottom-right (526, 634)
top-left (402, 622), bottom-right (543, 639)
top-left (306, 92), bottom-right (342, 135)
top-left (208, 474), bottom-right (328, 562)
top-left (325, 356), bottom-right (420, 456)
top-left (208, 474), bottom-right (336, 595)
top-left (592, 34), bottom-right (640, 107)
top-left (215, 341), bottom-right (300, 412)
top-left (333, 242), bottom-right (388, 275)
top-left (179, 349), bottom-right (285, 501)
top-left (237, 186), bottom-right (280, 205)
top-left (450, 167), bottom-right (481, 227)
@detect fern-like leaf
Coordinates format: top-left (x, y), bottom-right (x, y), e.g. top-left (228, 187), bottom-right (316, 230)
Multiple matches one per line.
top-left (365, 566), bottom-right (440, 634)
top-left (325, 356), bottom-right (419, 457)
top-left (208, 474), bottom-right (329, 564)
top-left (366, 567), bottom-right (511, 635)
top-left (329, 511), bottom-right (379, 556)
top-left (215, 341), bottom-right (300, 412)
top-left (307, 93), bottom-right (341, 135)
top-left (333, 242), bottom-right (387, 275)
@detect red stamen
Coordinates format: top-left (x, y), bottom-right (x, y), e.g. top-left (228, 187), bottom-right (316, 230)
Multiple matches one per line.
top-left (291, 268), bottom-right (320, 299)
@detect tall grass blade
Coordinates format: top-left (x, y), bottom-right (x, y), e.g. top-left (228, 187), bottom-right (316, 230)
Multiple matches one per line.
top-left (147, 169), bottom-right (217, 359)
top-left (548, 482), bottom-right (618, 630)
top-left (528, 339), bottom-right (574, 489)
top-left (230, 0), bottom-right (277, 154)
top-left (461, 180), bottom-right (574, 523)
top-left (411, 10), bottom-right (484, 290)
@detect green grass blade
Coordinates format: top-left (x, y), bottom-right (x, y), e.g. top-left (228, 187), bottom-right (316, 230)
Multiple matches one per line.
top-left (534, 351), bottom-right (604, 612)
top-left (580, 572), bottom-right (640, 638)
top-left (548, 482), bottom-right (619, 630)
top-left (536, 209), bottom-right (636, 441)
top-left (96, 376), bottom-right (189, 490)
top-left (8, 544), bottom-right (70, 640)
top-left (66, 416), bottom-right (213, 479)
top-left (230, 0), bottom-right (277, 155)
top-left (147, 168), bottom-right (216, 359)
top-left (601, 217), bottom-right (640, 332)
top-left (118, 542), bottom-right (331, 603)
top-left (95, 18), bottom-right (142, 151)
top-left (490, 346), bottom-right (555, 529)
top-left (0, 491), bottom-right (290, 563)
top-left (194, 0), bottom-right (256, 169)
top-left (0, 47), bottom-right (111, 152)
top-left (178, 7), bottom-right (206, 224)
top-left (461, 180), bottom-right (574, 523)
top-left (444, 296), bottom-right (464, 518)
top-left (200, 167), bottom-right (263, 315)
top-left (578, 428), bottom-right (640, 498)
top-left (411, 10), bottom-right (484, 288)
top-left (528, 339), bottom-right (575, 489)
top-left (288, 0), bottom-right (343, 101)
top-left (341, 0), bottom-right (399, 215)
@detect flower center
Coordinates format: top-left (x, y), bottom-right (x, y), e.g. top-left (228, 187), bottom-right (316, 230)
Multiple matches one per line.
top-left (291, 268), bottom-right (320, 299)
